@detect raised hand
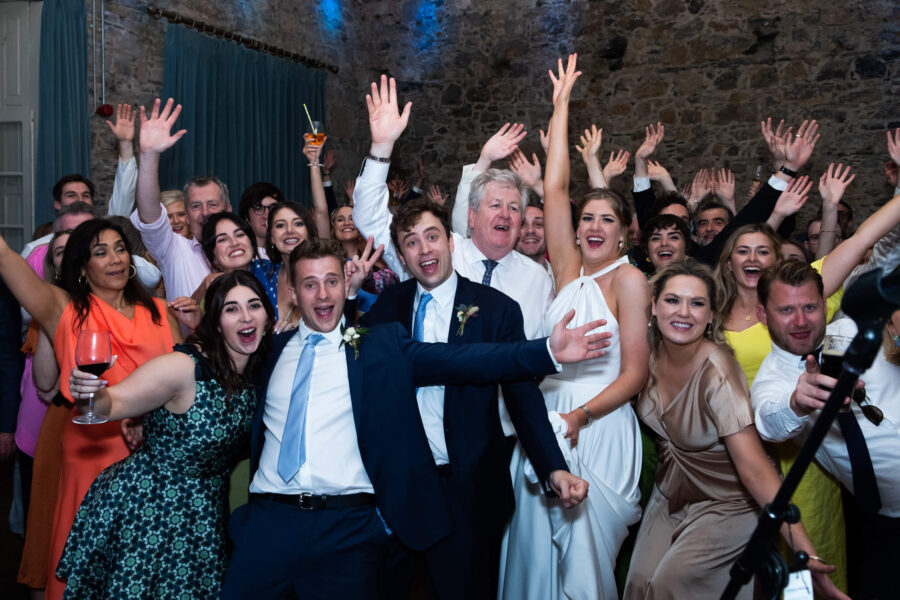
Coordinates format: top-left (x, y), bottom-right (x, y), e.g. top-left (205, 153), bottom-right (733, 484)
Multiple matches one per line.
top-left (774, 175), bottom-right (812, 217)
top-left (603, 149), bottom-right (630, 181)
top-left (508, 148), bottom-right (543, 191)
top-left (345, 236), bottom-right (385, 297)
top-left (634, 122), bottom-right (664, 178)
top-left (575, 124), bottom-right (602, 164)
top-left (138, 98), bottom-right (187, 155)
top-left (387, 177), bottom-right (409, 201)
top-left (783, 119), bottom-right (820, 171)
top-left (539, 122), bottom-right (551, 156)
top-left (713, 168), bottom-right (736, 212)
top-left (322, 149), bottom-right (336, 174)
top-left (647, 160), bottom-right (676, 192)
top-left (168, 296), bottom-right (201, 332)
top-left (366, 75), bottom-right (412, 152)
top-left (343, 180), bottom-right (355, 202)
top-left (476, 122), bottom-right (528, 170)
top-left (106, 103), bottom-right (136, 142)
top-left (760, 117), bottom-right (790, 169)
top-left (302, 136), bottom-right (326, 166)
top-left (548, 53), bottom-right (582, 106)
top-left (425, 184), bottom-right (449, 206)
top-left (818, 163), bottom-right (856, 208)
top-left (688, 169), bottom-right (712, 209)
top-left (887, 128), bottom-right (900, 167)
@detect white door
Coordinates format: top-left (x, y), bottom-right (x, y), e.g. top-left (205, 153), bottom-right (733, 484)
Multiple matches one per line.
top-left (0, 1), bottom-right (41, 253)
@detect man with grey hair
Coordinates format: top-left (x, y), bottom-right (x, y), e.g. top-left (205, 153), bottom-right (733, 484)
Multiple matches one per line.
top-left (129, 98), bottom-right (231, 300)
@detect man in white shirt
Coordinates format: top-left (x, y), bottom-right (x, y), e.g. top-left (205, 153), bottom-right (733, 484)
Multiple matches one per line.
top-left (221, 237), bottom-right (597, 599)
top-left (131, 98), bottom-right (229, 300)
top-left (750, 260), bottom-right (900, 599)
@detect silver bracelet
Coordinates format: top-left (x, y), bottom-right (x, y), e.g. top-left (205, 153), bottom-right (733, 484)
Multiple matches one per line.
top-left (579, 405), bottom-right (593, 425)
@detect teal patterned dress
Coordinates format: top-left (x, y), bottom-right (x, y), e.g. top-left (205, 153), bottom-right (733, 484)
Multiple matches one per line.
top-left (56, 345), bottom-right (256, 599)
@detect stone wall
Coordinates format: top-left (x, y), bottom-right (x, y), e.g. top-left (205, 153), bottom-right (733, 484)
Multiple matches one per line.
top-left (86, 0), bottom-right (897, 229)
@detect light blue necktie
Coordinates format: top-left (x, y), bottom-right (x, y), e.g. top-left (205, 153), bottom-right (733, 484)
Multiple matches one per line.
top-left (482, 259), bottom-right (499, 286)
top-left (413, 292), bottom-right (433, 342)
top-left (277, 333), bottom-right (325, 483)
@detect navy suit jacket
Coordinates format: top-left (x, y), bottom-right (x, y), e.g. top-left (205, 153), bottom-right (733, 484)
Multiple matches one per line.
top-left (361, 275), bottom-right (568, 539)
top-left (249, 320), bottom-right (559, 551)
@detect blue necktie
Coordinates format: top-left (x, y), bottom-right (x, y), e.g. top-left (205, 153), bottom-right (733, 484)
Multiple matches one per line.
top-left (414, 293), bottom-right (433, 342)
top-left (277, 333), bottom-right (325, 483)
top-left (482, 259), bottom-right (499, 286)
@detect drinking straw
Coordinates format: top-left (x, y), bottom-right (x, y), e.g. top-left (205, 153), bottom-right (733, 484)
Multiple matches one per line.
top-left (303, 104), bottom-right (318, 134)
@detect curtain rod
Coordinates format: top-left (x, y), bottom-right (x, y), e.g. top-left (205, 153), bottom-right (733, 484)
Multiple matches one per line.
top-left (146, 4), bottom-right (339, 74)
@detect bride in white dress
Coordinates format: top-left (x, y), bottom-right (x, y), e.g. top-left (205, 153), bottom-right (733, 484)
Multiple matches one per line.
top-left (498, 53), bottom-right (650, 600)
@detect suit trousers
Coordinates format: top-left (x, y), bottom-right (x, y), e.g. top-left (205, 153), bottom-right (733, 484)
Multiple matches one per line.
top-left (383, 474), bottom-right (503, 600)
top-left (221, 494), bottom-right (392, 600)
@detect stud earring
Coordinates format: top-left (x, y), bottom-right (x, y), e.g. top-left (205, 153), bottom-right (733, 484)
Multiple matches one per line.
top-left (575, 236), bottom-right (581, 246)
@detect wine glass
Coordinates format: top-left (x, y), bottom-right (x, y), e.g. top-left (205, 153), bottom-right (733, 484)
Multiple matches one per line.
top-left (304, 120), bottom-right (326, 167)
top-left (73, 330), bottom-right (111, 425)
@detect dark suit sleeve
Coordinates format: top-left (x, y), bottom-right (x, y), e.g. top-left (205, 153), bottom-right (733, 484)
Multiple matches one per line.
top-left (692, 182), bottom-right (782, 266)
top-left (495, 301), bottom-right (569, 481)
top-left (633, 187), bottom-right (657, 228)
top-left (324, 182), bottom-right (338, 215)
top-left (400, 332), bottom-right (557, 388)
top-left (0, 279), bottom-right (24, 433)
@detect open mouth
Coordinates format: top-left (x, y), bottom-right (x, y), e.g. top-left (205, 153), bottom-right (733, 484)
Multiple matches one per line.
top-left (656, 250), bottom-right (674, 260)
top-left (586, 236), bottom-right (604, 249)
top-left (743, 266), bottom-right (762, 281)
top-left (228, 248), bottom-right (246, 258)
top-left (237, 327), bottom-right (257, 344)
top-left (282, 236), bottom-right (300, 246)
top-left (419, 258), bottom-right (439, 274)
top-left (314, 305), bottom-right (334, 321)
top-left (670, 321), bottom-right (693, 331)
top-left (493, 224), bottom-right (510, 232)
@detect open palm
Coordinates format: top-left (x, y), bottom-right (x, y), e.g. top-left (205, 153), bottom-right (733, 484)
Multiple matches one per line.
top-left (139, 98), bottom-right (187, 154)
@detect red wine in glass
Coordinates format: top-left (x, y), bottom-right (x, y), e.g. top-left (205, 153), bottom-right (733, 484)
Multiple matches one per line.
top-left (73, 330), bottom-right (111, 425)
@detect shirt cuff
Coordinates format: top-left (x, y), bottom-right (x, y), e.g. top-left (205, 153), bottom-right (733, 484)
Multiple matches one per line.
top-left (323, 180), bottom-right (333, 188)
top-left (360, 157), bottom-right (391, 182)
top-left (768, 175), bottom-right (789, 192)
top-left (545, 339), bottom-right (563, 373)
top-left (633, 177), bottom-right (651, 192)
top-left (411, 186), bottom-right (423, 194)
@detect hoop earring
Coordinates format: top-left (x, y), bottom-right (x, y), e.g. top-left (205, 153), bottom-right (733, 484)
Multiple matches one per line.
top-left (129, 264), bottom-right (137, 279)
top-left (78, 274), bottom-right (87, 287)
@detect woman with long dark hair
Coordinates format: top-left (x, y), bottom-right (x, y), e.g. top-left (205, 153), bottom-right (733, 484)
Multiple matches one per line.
top-left (0, 219), bottom-right (181, 599)
top-left (58, 271), bottom-right (274, 598)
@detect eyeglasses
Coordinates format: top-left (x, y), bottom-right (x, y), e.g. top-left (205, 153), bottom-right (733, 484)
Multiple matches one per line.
top-left (853, 389), bottom-right (883, 426)
top-left (251, 203), bottom-right (275, 215)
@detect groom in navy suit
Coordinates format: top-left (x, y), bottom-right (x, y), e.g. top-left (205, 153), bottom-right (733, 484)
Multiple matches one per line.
top-left (221, 238), bottom-right (596, 599)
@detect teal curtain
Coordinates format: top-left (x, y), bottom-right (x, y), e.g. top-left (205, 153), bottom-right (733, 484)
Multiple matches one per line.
top-left (34, 0), bottom-right (90, 227)
top-left (160, 25), bottom-right (327, 209)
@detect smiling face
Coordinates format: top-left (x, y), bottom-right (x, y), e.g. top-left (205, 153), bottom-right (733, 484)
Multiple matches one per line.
top-left (652, 274), bottom-right (713, 346)
top-left (397, 211), bottom-right (455, 291)
top-left (165, 200), bottom-right (191, 239)
top-left (55, 182), bottom-right (93, 210)
top-left (727, 232), bottom-right (777, 290)
top-left (647, 226), bottom-right (686, 270)
top-left (515, 205), bottom-right (546, 260)
top-left (576, 198), bottom-right (625, 261)
top-left (270, 206), bottom-right (309, 259)
top-left (468, 182), bottom-right (522, 261)
top-left (696, 207), bottom-right (729, 246)
top-left (83, 229), bottom-right (131, 293)
top-left (290, 255), bottom-right (345, 333)
top-left (760, 280), bottom-right (826, 356)
top-left (212, 220), bottom-right (253, 272)
top-left (218, 285), bottom-right (269, 365)
top-left (248, 196), bottom-right (278, 245)
top-left (186, 182), bottom-right (228, 239)
top-left (332, 206), bottom-right (360, 243)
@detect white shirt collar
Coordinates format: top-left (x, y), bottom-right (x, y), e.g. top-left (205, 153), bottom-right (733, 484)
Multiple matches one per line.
top-left (416, 271), bottom-right (458, 309)
top-left (768, 337), bottom-right (824, 370)
top-left (297, 317), bottom-right (345, 346)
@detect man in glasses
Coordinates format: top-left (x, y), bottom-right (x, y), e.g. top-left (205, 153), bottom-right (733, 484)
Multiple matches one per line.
top-left (750, 260), bottom-right (900, 600)
top-left (238, 182), bottom-right (284, 260)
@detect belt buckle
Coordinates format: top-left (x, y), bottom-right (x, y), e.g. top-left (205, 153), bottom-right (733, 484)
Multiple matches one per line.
top-left (298, 492), bottom-right (317, 510)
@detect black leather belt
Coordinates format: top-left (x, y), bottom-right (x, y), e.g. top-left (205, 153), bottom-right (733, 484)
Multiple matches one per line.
top-left (258, 492), bottom-right (376, 510)
top-left (436, 464), bottom-right (452, 477)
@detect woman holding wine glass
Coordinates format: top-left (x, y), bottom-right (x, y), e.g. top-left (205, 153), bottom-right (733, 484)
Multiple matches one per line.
top-left (57, 271), bottom-right (274, 599)
top-left (0, 218), bottom-right (181, 600)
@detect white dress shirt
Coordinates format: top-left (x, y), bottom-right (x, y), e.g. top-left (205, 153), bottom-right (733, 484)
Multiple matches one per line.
top-left (249, 321), bottom-right (375, 495)
top-left (129, 207), bottom-right (211, 301)
top-left (413, 272), bottom-right (457, 465)
top-left (751, 319), bottom-right (900, 517)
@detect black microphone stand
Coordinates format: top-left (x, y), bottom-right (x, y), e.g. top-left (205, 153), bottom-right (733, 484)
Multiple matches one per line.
top-left (721, 266), bottom-right (900, 600)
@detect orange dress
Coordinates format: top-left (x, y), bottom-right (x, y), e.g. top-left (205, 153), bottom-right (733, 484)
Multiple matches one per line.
top-left (45, 295), bottom-right (173, 600)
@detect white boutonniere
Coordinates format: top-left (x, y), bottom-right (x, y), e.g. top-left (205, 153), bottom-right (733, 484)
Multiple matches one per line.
top-left (339, 324), bottom-right (368, 359)
top-left (455, 303), bottom-right (479, 336)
